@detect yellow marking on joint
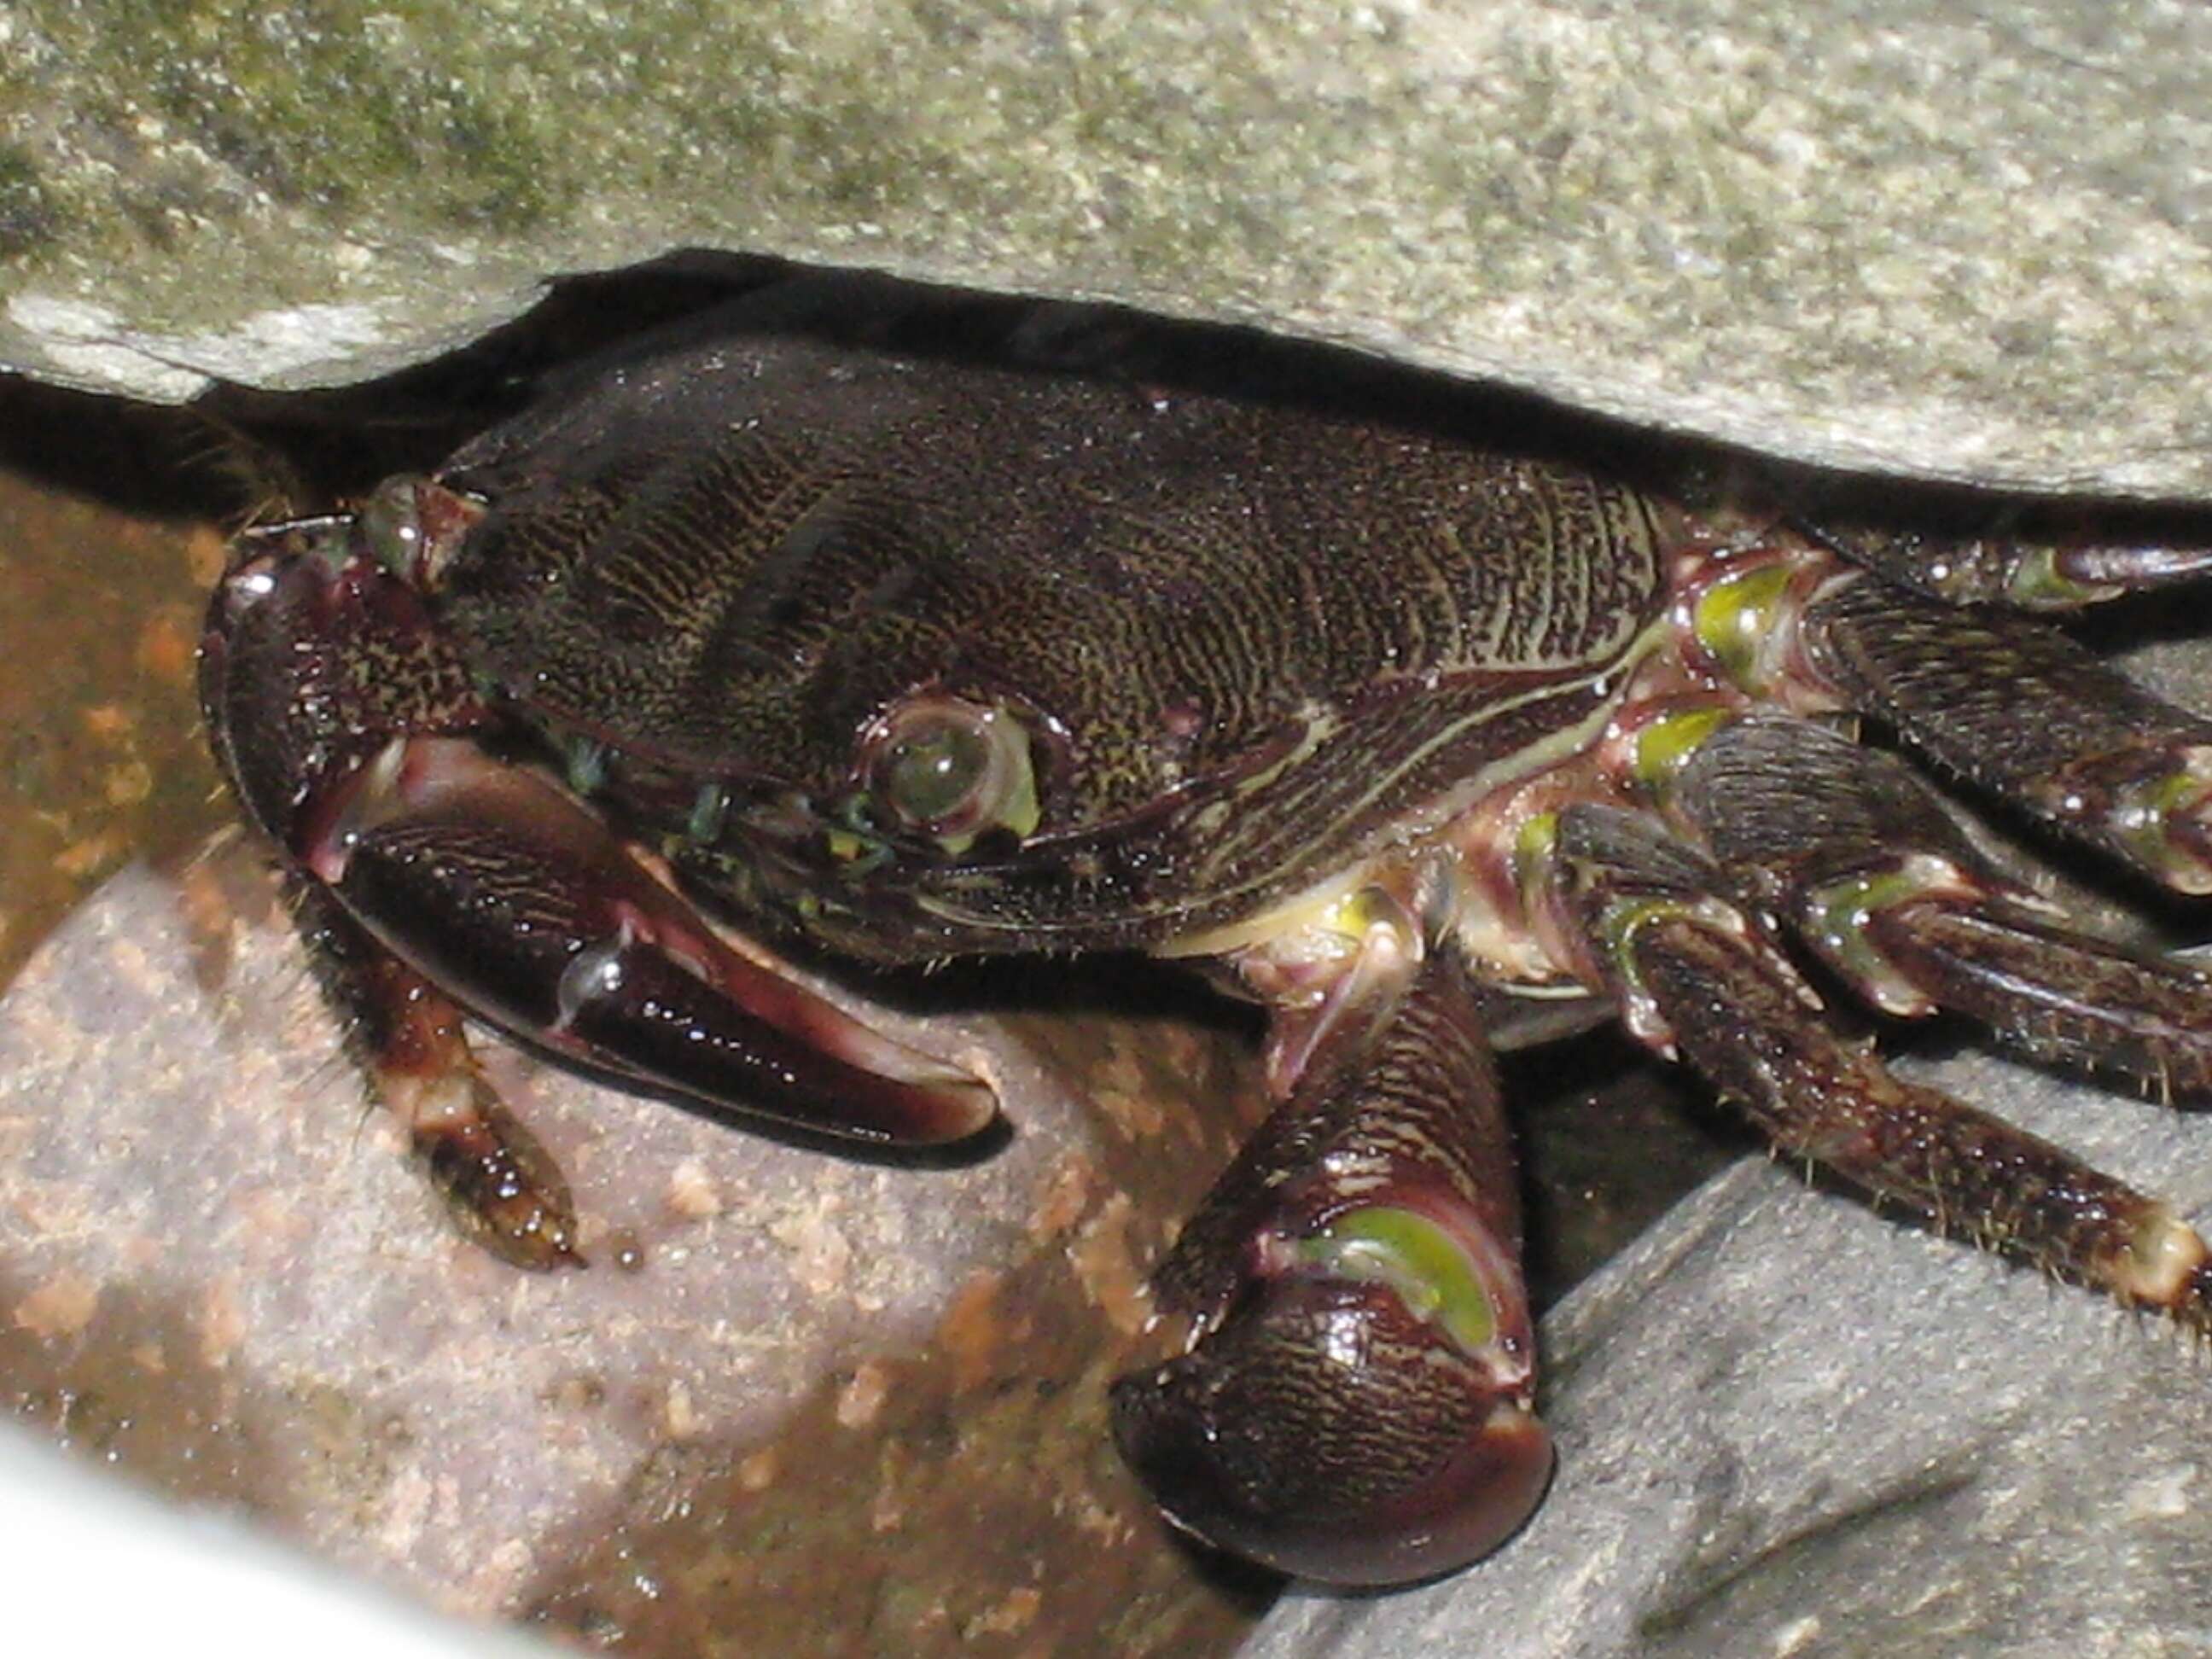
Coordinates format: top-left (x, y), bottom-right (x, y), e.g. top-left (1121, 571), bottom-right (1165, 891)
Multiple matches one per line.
top-left (1633, 706), bottom-right (1732, 791)
top-left (1297, 1207), bottom-right (1498, 1354)
top-left (1155, 864), bottom-right (1370, 959)
top-left (1599, 893), bottom-right (1743, 965)
top-left (2007, 544), bottom-right (2115, 609)
top-left (2116, 1210), bottom-right (2209, 1307)
top-left (1802, 853), bottom-right (1971, 1017)
top-left (1597, 891), bottom-right (1761, 1048)
top-left (1692, 562), bottom-right (1793, 691)
top-left (1316, 883), bottom-right (1414, 952)
top-left (2112, 749), bottom-right (2212, 893)
top-left (1512, 810), bottom-right (1560, 886)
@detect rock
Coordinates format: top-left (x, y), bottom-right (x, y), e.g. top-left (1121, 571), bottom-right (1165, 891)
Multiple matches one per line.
top-left (2, 0), bottom-right (2209, 492)
top-left (0, 841), bottom-right (1272, 1655)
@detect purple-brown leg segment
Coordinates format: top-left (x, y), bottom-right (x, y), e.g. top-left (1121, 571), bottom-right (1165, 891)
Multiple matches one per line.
top-left (290, 882), bottom-right (582, 1268)
top-left (1792, 515), bottom-right (2212, 610)
top-left (1545, 804), bottom-right (2212, 1331)
top-left (1669, 713), bottom-right (2212, 1099)
top-left (1801, 577), bottom-right (2212, 893)
top-left (201, 509), bottom-right (998, 1257)
top-left (1111, 934), bottom-right (1551, 1586)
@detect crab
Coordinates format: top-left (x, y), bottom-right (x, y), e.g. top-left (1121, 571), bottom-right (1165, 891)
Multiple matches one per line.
top-left (197, 316), bottom-right (2212, 1588)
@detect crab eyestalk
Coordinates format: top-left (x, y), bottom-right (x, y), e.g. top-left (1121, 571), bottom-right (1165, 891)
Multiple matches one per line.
top-left (358, 473), bottom-right (484, 591)
top-left (856, 691), bottom-right (1042, 856)
top-left (1111, 943), bottom-right (1551, 1586)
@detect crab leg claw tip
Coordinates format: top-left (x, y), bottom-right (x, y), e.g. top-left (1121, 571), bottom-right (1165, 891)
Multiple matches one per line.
top-left (2056, 540), bottom-right (2212, 597)
top-left (2138, 750), bottom-right (2212, 895)
top-left (553, 933), bottom-right (998, 1145)
top-left (415, 1081), bottom-right (588, 1271)
top-left (1110, 1208), bottom-right (1551, 1586)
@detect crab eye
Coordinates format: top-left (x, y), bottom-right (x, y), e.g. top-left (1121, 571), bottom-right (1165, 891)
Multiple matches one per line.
top-left (358, 474), bottom-right (480, 591)
top-left (359, 474), bottom-right (431, 580)
top-left (884, 721), bottom-right (989, 821)
top-left (865, 696), bottom-right (1040, 853)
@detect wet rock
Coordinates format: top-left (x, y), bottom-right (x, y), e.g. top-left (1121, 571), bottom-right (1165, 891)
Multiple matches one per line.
top-left (0, 841), bottom-right (1272, 1656)
top-left (2, 1), bottom-right (2209, 493)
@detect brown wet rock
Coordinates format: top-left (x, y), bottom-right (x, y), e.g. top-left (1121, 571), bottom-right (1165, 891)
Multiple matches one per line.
top-left (0, 840), bottom-right (1277, 1655)
top-left (0, 443), bottom-right (231, 987)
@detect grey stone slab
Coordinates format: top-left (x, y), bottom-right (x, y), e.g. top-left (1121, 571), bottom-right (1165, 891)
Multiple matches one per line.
top-left (3, 1), bottom-right (2210, 493)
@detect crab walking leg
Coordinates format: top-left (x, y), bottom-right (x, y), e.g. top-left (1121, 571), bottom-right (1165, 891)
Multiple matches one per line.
top-left (1546, 804), bottom-right (2212, 1331)
top-left (1666, 713), bottom-right (2212, 1097)
top-left (1801, 577), bottom-right (2212, 893)
top-left (1111, 934), bottom-right (1551, 1586)
top-left (289, 882), bottom-right (583, 1268)
top-left (1791, 516), bottom-right (2212, 611)
top-left (307, 736), bottom-right (998, 1148)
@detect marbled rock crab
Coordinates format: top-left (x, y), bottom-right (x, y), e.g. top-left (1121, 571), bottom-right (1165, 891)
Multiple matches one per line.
top-left (200, 318), bottom-right (2212, 1587)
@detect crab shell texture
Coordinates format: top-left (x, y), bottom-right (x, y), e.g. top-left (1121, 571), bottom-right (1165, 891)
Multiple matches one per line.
top-left (200, 323), bottom-right (2212, 1588)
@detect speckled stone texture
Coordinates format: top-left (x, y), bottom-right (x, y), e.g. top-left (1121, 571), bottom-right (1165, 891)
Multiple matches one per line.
top-left (0, 840), bottom-right (1272, 1656)
top-left (3, 0), bottom-right (2210, 492)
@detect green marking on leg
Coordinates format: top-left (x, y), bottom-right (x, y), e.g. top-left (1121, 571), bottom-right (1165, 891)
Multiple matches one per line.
top-left (1692, 562), bottom-right (1794, 691)
top-left (1299, 1205), bottom-right (1498, 1354)
top-left (1633, 705), bottom-right (1733, 792)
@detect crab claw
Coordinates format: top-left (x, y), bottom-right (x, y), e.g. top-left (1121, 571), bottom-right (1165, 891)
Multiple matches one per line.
top-left (203, 531), bottom-right (996, 1150)
top-left (311, 736), bottom-right (999, 1145)
top-left (1112, 1190), bottom-right (1550, 1586)
top-left (1112, 942), bottom-right (1549, 1586)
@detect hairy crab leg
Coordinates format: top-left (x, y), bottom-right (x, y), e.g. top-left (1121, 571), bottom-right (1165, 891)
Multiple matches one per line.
top-left (1800, 577), bottom-right (2212, 893)
top-left (1544, 803), bottom-right (2212, 1332)
top-left (291, 882), bottom-right (582, 1268)
top-left (1112, 920), bottom-right (1551, 1586)
top-left (1668, 713), bottom-right (2212, 1097)
top-left (1790, 516), bottom-right (2212, 611)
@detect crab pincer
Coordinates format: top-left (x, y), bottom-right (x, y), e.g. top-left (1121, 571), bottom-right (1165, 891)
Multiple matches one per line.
top-left (303, 731), bottom-right (996, 1146)
top-left (1113, 917), bottom-right (1551, 1586)
top-left (202, 503), bottom-right (996, 1263)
